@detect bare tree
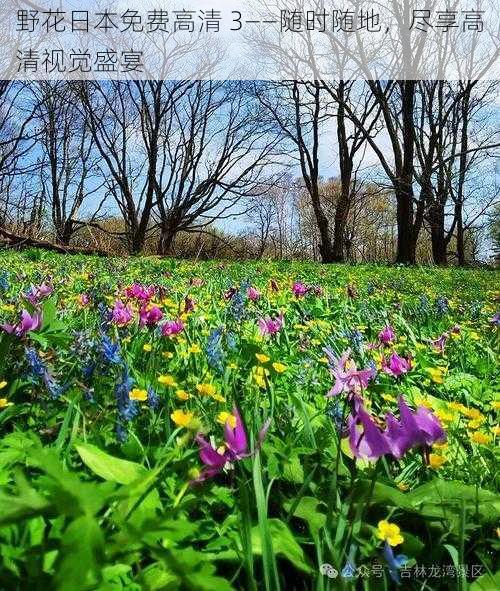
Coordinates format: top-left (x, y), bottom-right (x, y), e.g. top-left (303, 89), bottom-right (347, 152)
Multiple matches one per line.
top-left (31, 81), bottom-right (104, 244)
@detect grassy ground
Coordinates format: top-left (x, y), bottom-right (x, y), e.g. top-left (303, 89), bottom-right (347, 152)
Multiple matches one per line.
top-left (0, 248), bottom-right (498, 590)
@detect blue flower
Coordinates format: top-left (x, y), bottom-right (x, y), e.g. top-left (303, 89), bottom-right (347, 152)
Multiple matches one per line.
top-left (101, 334), bottom-right (122, 365)
top-left (114, 367), bottom-right (137, 421)
top-left (147, 386), bottom-right (160, 409)
top-left (206, 327), bottom-right (225, 374)
top-left (435, 296), bottom-right (449, 316)
top-left (25, 347), bottom-right (65, 399)
top-left (0, 272), bottom-right (9, 292)
top-left (383, 542), bottom-right (408, 584)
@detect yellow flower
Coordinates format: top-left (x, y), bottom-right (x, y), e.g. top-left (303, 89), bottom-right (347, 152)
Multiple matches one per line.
top-left (448, 402), bottom-right (467, 413)
top-left (212, 393), bottom-right (226, 403)
top-left (158, 374), bottom-right (177, 387)
top-left (381, 393), bottom-right (396, 403)
top-left (427, 367), bottom-right (446, 384)
top-left (468, 417), bottom-right (486, 429)
top-left (462, 407), bottom-right (482, 420)
top-left (217, 411), bottom-right (237, 428)
top-left (435, 410), bottom-right (454, 424)
top-left (188, 344), bottom-right (201, 354)
top-left (470, 432), bottom-right (492, 445)
top-left (170, 409), bottom-right (194, 428)
top-left (319, 357), bottom-right (329, 364)
top-left (397, 482), bottom-right (409, 492)
top-left (415, 397), bottom-right (433, 409)
top-left (143, 343), bottom-right (152, 352)
top-left (0, 381), bottom-right (7, 390)
top-left (228, 363), bottom-right (238, 370)
top-left (490, 401), bottom-right (500, 411)
top-left (469, 331), bottom-right (480, 341)
top-left (129, 388), bottom-right (148, 402)
top-left (255, 353), bottom-right (270, 364)
top-left (429, 454), bottom-right (447, 470)
top-left (376, 520), bottom-right (404, 546)
top-left (492, 426), bottom-right (500, 437)
top-left (162, 351), bottom-right (174, 359)
top-left (196, 383), bottom-right (216, 397)
top-left (0, 398), bottom-right (13, 409)
top-left (176, 389), bottom-right (190, 401)
top-left (272, 362), bottom-right (287, 373)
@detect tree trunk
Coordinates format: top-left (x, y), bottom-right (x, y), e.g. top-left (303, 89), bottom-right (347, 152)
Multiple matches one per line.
top-left (455, 200), bottom-right (465, 266)
top-left (395, 81), bottom-right (417, 264)
top-left (332, 82), bottom-right (352, 263)
top-left (157, 226), bottom-right (176, 256)
top-left (429, 203), bottom-right (447, 265)
top-left (395, 184), bottom-right (416, 264)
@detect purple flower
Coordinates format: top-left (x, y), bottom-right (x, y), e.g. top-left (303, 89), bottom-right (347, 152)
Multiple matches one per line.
top-left (25, 281), bottom-right (53, 306)
top-left (139, 304), bottom-right (163, 327)
top-left (348, 396), bottom-right (446, 462)
top-left (348, 405), bottom-right (393, 461)
top-left (78, 293), bottom-right (90, 307)
top-left (194, 407), bottom-right (270, 482)
top-left (382, 352), bottom-right (411, 378)
top-left (384, 397), bottom-right (446, 458)
top-left (292, 281), bottom-right (309, 298)
top-left (490, 313), bottom-right (500, 327)
top-left (431, 332), bottom-right (448, 353)
top-left (1, 309), bottom-right (42, 337)
top-left (324, 349), bottom-right (376, 397)
top-left (258, 312), bottom-right (284, 337)
top-left (125, 283), bottom-right (156, 302)
top-left (161, 318), bottom-right (184, 337)
top-left (194, 435), bottom-right (230, 481)
top-left (111, 300), bottom-right (133, 327)
top-left (247, 286), bottom-right (260, 302)
top-left (378, 325), bottom-right (395, 345)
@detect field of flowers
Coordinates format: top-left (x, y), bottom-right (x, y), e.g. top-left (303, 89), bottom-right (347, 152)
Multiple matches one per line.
top-left (0, 248), bottom-right (498, 590)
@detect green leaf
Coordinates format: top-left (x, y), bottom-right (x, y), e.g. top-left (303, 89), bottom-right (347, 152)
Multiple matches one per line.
top-left (284, 496), bottom-right (326, 536)
top-left (470, 571), bottom-right (500, 591)
top-left (283, 454), bottom-right (304, 484)
top-left (252, 518), bottom-right (312, 574)
top-left (76, 443), bottom-right (147, 485)
top-left (54, 515), bottom-right (105, 591)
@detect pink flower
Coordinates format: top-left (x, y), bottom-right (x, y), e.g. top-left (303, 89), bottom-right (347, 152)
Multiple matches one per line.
top-left (258, 312), bottom-right (284, 336)
top-left (348, 396), bottom-right (446, 462)
top-left (1, 309), bottom-right (42, 337)
top-left (194, 407), bottom-right (270, 482)
top-left (382, 352), bottom-right (412, 378)
top-left (378, 325), bottom-right (395, 345)
top-left (125, 284), bottom-right (156, 302)
top-left (161, 319), bottom-right (184, 337)
top-left (431, 333), bottom-right (448, 353)
top-left (78, 293), bottom-right (90, 307)
top-left (292, 281), bottom-right (308, 298)
top-left (25, 282), bottom-right (53, 306)
top-left (111, 300), bottom-right (134, 327)
top-left (324, 349), bottom-right (376, 397)
top-left (139, 304), bottom-right (163, 327)
top-left (247, 286), bottom-right (260, 302)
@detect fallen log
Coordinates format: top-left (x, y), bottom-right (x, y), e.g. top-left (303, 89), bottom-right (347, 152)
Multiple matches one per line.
top-left (0, 227), bottom-right (109, 256)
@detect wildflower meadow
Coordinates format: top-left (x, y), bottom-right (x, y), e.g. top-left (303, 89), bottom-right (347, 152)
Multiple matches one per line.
top-left (0, 249), bottom-right (498, 590)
